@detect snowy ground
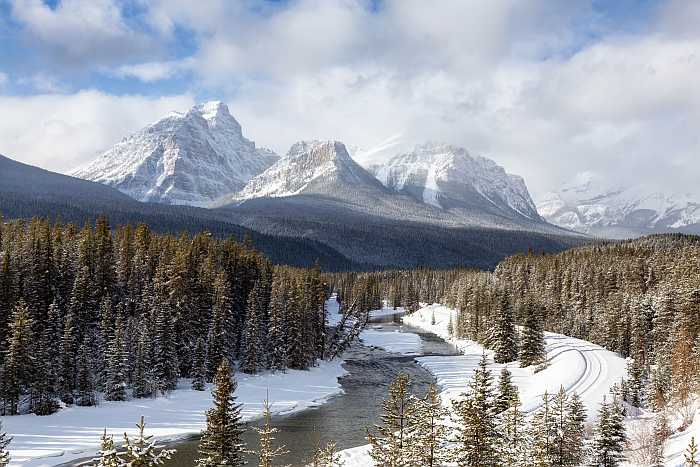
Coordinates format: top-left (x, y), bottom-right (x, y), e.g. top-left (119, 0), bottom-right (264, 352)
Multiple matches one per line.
top-left (2, 297), bottom-right (352, 467)
top-left (340, 303), bottom-right (630, 466)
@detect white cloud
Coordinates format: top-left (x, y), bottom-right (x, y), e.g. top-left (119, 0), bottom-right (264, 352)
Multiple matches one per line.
top-left (0, 91), bottom-right (194, 172)
top-left (10, 0), bottom-right (157, 66)
top-left (110, 58), bottom-right (194, 82)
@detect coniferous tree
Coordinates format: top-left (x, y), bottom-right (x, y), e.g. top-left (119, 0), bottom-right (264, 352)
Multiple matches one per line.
top-left (529, 390), bottom-right (555, 466)
top-left (495, 367), bottom-right (518, 414)
top-left (590, 397), bottom-right (626, 467)
top-left (1, 301), bottom-right (34, 415)
top-left (76, 338), bottom-right (96, 407)
top-left (452, 353), bottom-right (499, 466)
top-left (60, 309), bottom-right (78, 404)
top-left (367, 373), bottom-right (415, 467)
top-left (0, 421), bottom-right (11, 467)
top-left (499, 391), bottom-right (530, 467)
top-left (196, 359), bottom-right (246, 467)
top-left (31, 301), bottom-right (61, 415)
top-left (91, 429), bottom-right (120, 467)
top-left (255, 398), bottom-right (288, 467)
top-left (491, 292), bottom-right (518, 363)
top-left (122, 416), bottom-right (175, 466)
top-left (520, 298), bottom-right (546, 367)
top-left (192, 338), bottom-right (207, 391)
top-left (242, 279), bottom-right (267, 374)
top-left (267, 277), bottom-right (289, 371)
top-left (132, 326), bottom-right (154, 399)
top-left (565, 392), bottom-right (587, 466)
top-left (207, 272), bottom-right (231, 380)
top-left (686, 436), bottom-right (699, 467)
top-left (408, 384), bottom-right (449, 467)
top-left (104, 308), bottom-right (128, 401)
top-left (309, 439), bottom-right (344, 467)
top-left (153, 302), bottom-right (178, 393)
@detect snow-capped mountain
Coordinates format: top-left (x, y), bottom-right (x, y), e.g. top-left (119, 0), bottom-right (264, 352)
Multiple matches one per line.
top-left (235, 140), bottom-right (386, 201)
top-left (71, 101), bottom-right (278, 206)
top-left (371, 142), bottom-right (542, 221)
top-left (537, 172), bottom-right (700, 238)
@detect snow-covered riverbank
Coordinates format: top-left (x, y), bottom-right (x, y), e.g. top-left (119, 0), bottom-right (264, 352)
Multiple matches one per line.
top-left (340, 302), bottom-right (630, 466)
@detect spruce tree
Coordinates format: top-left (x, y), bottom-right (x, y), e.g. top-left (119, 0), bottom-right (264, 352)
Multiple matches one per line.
top-left (153, 302), bottom-right (178, 393)
top-left (267, 277), bottom-right (289, 371)
top-left (451, 353), bottom-right (499, 466)
top-left (76, 338), bottom-right (96, 407)
top-left (104, 308), bottom-right (128, 401)
top-left (132, 326), bottom-right (154, 399)
top-left (192, 337), bottom-right (207, 391)
top-left (367, 373), bottom-right (415, 467)
top-left (1, 301), bottom-right (34, 415)
top-left (491, 291), bottom-right (518, 363)
top-left (309, 439), bottom-right (344, 467)
top-left (254, 398), bottom-right (288, 467)
top-left (60, 309), bottom-right (77, 404)
top-left (495, 367), bottom-right (518, 414)
top-left (686, 436), bottom-right (699, 467)
top-left (0, 421), bottom-right (11, 467)
top-left (519, 298), bottom-right (546, 367)
top-left (529, 390), bottom-right (555, 466)
top-left (499, 391), bottom-right (530, 467)
top-left (565, 391), bottom-right (587, 466)
top-left (91, 429), bottom-right (120, 467)
top-left (590, 397), bottom-right (626, 467)
top-left (122, 416), bottom-right (175, 466)
top-left (31, 301), bottom-right (61, 415)
top-left (196, 359), bottom-right (246, 467)
top-left (408, 384), bottom-right (449, 467)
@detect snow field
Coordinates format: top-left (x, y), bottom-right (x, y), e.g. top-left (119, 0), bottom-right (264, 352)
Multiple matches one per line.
top-left (359, 327), bottom-right (423, 356)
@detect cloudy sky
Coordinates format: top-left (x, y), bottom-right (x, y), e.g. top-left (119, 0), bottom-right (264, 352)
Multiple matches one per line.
top-left (0, 0), bottom-right (698, 198)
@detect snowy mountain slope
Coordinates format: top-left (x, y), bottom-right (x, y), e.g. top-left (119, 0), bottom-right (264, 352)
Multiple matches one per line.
top-left (234, 140), bottom-right (387, 201)
top-left (71, 101), bottom-right (278, 206)
top-left (537, 172), bottom-right (700, 238)
top-left (371, 143), bottom-right (542, 222)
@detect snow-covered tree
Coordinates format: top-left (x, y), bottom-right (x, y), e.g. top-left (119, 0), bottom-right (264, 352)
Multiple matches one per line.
top-left (529, 390), bottom-right (554, 466)
top-left (565, 391), bottom-right (587, 466)
top-left (1, 301), bottom-right (33, 415)
top-left (452, 353), bottom-right (499, 466)
top-left (519, 298), bottom-right (545, 367)
top-left (254, 398), bottom-right (288, 467)
top-left (91, 429), bottom-right (120, 467)
top-left (499, 391), bottom-right (530, 467)
top-left (495, 367), bottom-right (518, 414)
top-left (367, 373), bottom-right (415, 466)
top-left (308, 439), bottom-right (344, 467)
top-left (490, 292), bottom-right (518, 363)
top-left (122, 416), bottom-right (175, 466)
top-left (686, 436), bottom-right (699, 467)
top-left (590, 397), bottom-right (626, 467)
top-left (0, 421), bottom-right (11, 467)
top-left (408, 384), bottom-right (449, 467)
top-left (104, 308), bottom-right (128, 401)
top-left (196, 359), bottom-right (246, 467)
top-left (191, 337), bottom-right (207, 391)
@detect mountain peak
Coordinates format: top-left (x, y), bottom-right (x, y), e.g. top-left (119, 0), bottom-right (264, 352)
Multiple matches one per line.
top-left (71, 102), bottom-right (277, 206)
top-left (235, 139), bottom-right (383, 202)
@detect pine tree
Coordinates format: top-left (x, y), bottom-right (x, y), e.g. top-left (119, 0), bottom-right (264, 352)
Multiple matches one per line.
top-left (76, 338), bottom-right (96, 407)
top-left (565, 391), bottom-right (587, 466)
top-left (451, 353), bottom-right (499, 466)
top-left (408, 384), bottom-right (449, 467)
top-left (254, 398), bottom-right (288, 467)
top-left (31, 301), bottom-right (61, 415)
top-left (529, 390), bottom-right (555, 466)
top-left (495, 367), bottom-right (518, 414)
top-left (207, 272), bottom-right (231, 379)
top-left (685, 436), bottom-right (699, 467)
top-left (192, 338), bottom-right (207, 391)
top-left (132, 326), bottom-right (154, 399)
top-left (590, 397), bottom-right (626, 467)
top-left (153, 302), bottom-right (178, 393)
top-left (91, 429), bottom-right (121, 467)
top-left (367, 373), bottom-right (415, 467)
top-left (196, 359), bottom-right (246, 467)
top-left (1, 301), bottom-right (34, 415)
top-left (122, 416), bottom-right (175, 466)
top-left (499, 391), bottom-right (530, 467)
top-left (309, 439), bottom-right (344, 467)
top-left (241, 280), bottom-right (266, 374)
top-left (491, 291), bottom-right (518, 363)
top-left (519, 298), bottom-right (546, 367)
top-left (0, 421), bottom-right (11, 467)
top-left (60, 309), bottom-right (78, 404)
top-left (104, 308), bottom-right (128, 401)
top-left (267, 277), bottom-right (289, 371)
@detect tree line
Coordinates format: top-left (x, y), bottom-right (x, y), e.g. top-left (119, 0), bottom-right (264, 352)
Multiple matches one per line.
top-left (0, 215), bottom-right (340, 416)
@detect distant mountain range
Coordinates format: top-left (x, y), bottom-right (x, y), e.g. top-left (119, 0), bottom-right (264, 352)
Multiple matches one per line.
top-left (537, 172), bottom-right (700, 238)
top-left (3, 101), bottom-right (594, 269)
